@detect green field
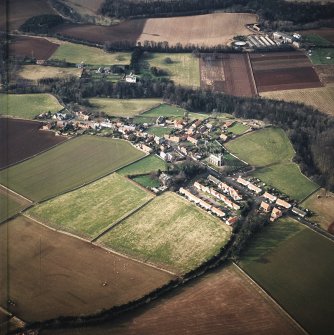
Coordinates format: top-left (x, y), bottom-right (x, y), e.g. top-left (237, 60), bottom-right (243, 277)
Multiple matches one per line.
top-left (132, 175), bottom-right (160, 188)
top-left (142, 53), bottom-right (200, 87)
top-left (142, 104), bottom-right (187, 118)
top-left (0, 94), bottom-right (63, 119)
top-left (99, 192), bottom-right (231, 273)
top-left (240, 218), bottom-right (334, 335)
top-left (0, 136), bottom-right (144, 201)
top-left (118, 155), bottom-right (167, 176)
top-left (50, 43), bottom-right (131, 65)
top-left (27, 173), bottom-right (153, 239)
top-left (132, 116), bottom-right (157, 124)
top-left (228, 123), bottom-right (249, 135)
top-left (309, 48), bottom-right (334, 64)
top-left (146, 126), bottom-right (173, 137)
top-left (225, 127), bottom-right (318, 200)
top-left (0, 191), bottom-right (31, 223)
top-left (89, 98), bottom-right (161, 117)
top-left (303, 34), bottom-right (332, 47)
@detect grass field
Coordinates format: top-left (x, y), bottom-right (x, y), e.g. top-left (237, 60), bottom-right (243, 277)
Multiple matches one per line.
top-left (146, 126), bottom-right (173, 137)
top-left (240, 217), bottom-right (334, 335)
top-left (50, 43), bottom-right (131, 65)
top-left (261, 86), bottom-right (334, 116)
top-left (0, 136), bottom-right (144, 201)
top-left (89, 98), bottom-right (161, 117)
top-left (142, 53), bottom-right (200, 87)
top-left (228, 123), bottom-right (249, 135)
top-left (132, 175), bottom-right (161, 188)
top-left (118, 155), bottom-right (167, 176)
top-left (309, 48), bottom-right (334, 64)
top-left (303, 34), bottom-right (332, 47)
top-left (99, 192), bottom-right (231, 273)
top-left (0, 93), bottom-right (63, 119)
top-left (27, 173), bottom-right (153, 239)
top-left (142, 104), bottom-right (187, 118)
top-left (225, 127), bottom-right (318, 200)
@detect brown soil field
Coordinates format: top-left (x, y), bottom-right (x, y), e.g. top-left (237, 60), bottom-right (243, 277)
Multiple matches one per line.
top-left (8, 36), bottom-right (60, 59)
top-left (250, 52), bottom-right (322, 92)
top-left (0, 0), bottom-right (56, 31)
top-left (0, 215), bottom-right (174, 322)
top-left (41, 265), bottom-right (304, 335)
top-left (315, 65), bottom-right (334, 84)
top-left (0, 118), bottom-right (67, 169)
top-left (200, 53), bottom-right (257, 97)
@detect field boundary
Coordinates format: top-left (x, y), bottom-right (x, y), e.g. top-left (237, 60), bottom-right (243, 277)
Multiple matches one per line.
top-left (233, 263), bottom-right (309, 335)
top-left (0, 184), bottom-right (33, 203)
top-left (246, 53), bottom-right (259, 96)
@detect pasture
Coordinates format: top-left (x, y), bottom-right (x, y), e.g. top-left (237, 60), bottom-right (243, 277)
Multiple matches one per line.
top-left (146, 126), bottom-right (172, 137)
top-left (41, 265), bottom-right (304, 335)
top-left (27, 173), bottom-right (153, 239)
top-left (17, 65), bottom-right (82, 81)
top-left (0, 118), bottom-right (67, 169)
top-left (309, 48), bottom-right (334, 65)
top-left (142, 53), bottom-right (200, 87)
top-left (118, 155), bottom-right (167, 176)
top-left (240, 217), bottom-right (334, 335)
top-left (99, 192), bottom-right (231, 273)
top-left (50, 43), bottom-right (131, 65)
top-left (142, 104), bottom-right (187, 118)
top-left (89, 98), bottom-right (161, 117)
top-left (225, 127), bottom-right (318, 200)
top-left (228, 122), bottom-right (249, 135)
top-left (261, 85), bottom-right (334, 116)
top-left (132, 175), bottom-right (160, 188)
top-left (0, 136), bottom-right (144, 201)
top-left (0, 215), bottom-right (173, 322)
top-left (0, 93), bottom-right (63, 119)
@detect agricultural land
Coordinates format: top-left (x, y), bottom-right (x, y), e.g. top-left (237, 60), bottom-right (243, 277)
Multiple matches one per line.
top-left (0, 93), bottom-right (63, 119)
top-left (0, 215), bottom-right (174, 322)
top-left (99, 192), bottom-right (231, 273)
top-left (27, 173), bottom-right (154, 239)
top-left (146, 126), bottom-right (173, 137)
top-left (0, 136), bottom-right (144, 201)
top-left (240, 217), bottom-right (334, 335)
top-left (309, 48), bottom-right (334, 65)
top-left (118, 155), bottom-right (167, 176)
top-left (315, 65), bottom-right (334, 84)
top-left (225, 127), bottom-right (318, 200)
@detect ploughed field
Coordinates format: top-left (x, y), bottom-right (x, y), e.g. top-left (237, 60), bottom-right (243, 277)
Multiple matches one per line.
top-left (41, 265), bottom-right (304, 335)
top-left (0, 136), bottom-right (145, 201)
top-left (250, 51), bottom-right (322, 92)
top-left (0, 215), bottom-right (174, 322)
top-left (0, 118), bottom-right (67, 169)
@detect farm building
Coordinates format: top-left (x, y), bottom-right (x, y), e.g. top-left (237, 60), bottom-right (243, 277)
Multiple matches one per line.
top-left (292, 207), bottom-right (307, 218)
top-left (276, 198), bottom-right (291, 209)
top-left (260, 201), bottom-right (270, 213)
top-left (270, 207), bottom-right (283, 222)
top-left (262, 192), bottom-right (277, 203)
top-left (208, 153), bottom-right (224, 167)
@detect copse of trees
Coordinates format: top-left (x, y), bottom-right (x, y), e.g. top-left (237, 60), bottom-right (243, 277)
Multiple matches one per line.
top-left (20, 15), bottom-right (64, 34)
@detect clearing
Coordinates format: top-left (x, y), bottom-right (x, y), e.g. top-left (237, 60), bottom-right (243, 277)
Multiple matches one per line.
top-left (0, 93), bottom-right (63, 119)
top-left (27, 173), bottom-right (153, 239)
top-left (240, 217), bottom-right (334, 335)
top-left (0, 215), bottom-right (174, 322)
top-left (118, 155), bottom-right (167, 176)
top-left (0, 136), bottom-right (144, 201)
top-left (98, 192), bottom-right (231, 274)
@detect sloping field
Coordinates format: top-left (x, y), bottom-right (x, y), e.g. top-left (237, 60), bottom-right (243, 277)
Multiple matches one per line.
top-left (0, 136), bottom-right (145, 201)
top-left (0, 215), bottom-right (173, 322)
top-left (0, 118), bottom-right (67, 169)
top-left (142, 104), bottom-right (187, 118)
top-left (309, 48), bottom-right (334, 65)
top-left (240, 218), bottom-right (334, 335)
top-left (99, 192), bottom-right (231, 273)
top-left (62, 0), bottom-right (104, 16)
top-left (50, 43), bottom-right (131, 65)
top-left (17, 65), bottom-right (82, 81)
top-left (225, 127), bottom-right (318, 200)
top-left (301, 28), bottom-right (334, 43)
top-left (315, 65), bottom-right (334, 84)
top-left (250, 51), bottom-right (322, 92)
top-left (41, 265), bottom-right (304, 335)
top-left (118, 155), bottom-right (167, 176)
top-left (89, 98), bottom-right (161, 117)
top-left (200, 53), bottom-right (257, 97)
top-left (27, 173), bottom-right (153, 239)
top-left (0, 93), bottom-right (63, 119)
top-left (8, 36), bottom-right (59, 59)
top-left (261, 85), bottom-right (334, 116)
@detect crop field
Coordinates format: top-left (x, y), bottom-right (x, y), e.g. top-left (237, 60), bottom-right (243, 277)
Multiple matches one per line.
top-left (309, 48), bottom-right (334, 65)
top-left (17, 65), bottom-right (82, 81)
top-left (8, 36), bottom-right (59, 59)
top-left (261, 85), bottom-right (334, 116)
top-left (99, 192), bottom-right (231, 273)
top-left (146, 126), bottom-right (172, 137)
top-left (142, 53), bottom-right (200, 87)
top-left (228, 122), bottom-right (250, 135)
top-left (0, 136), bottom-right (144, 201)
top-left (89, 98), bottom-right (161, 117)
top-left (240, 217), bottom-right (334, 335)
top-left (0, 93), bottom-right (63, 119)
top-left (0, 118), bottom-right (67, 169)
top-left (0, 215), bottom-right (174, 322)
top-left (225, 127), bottom-right (318, 200)
top-left (41, 265), bottom-right (304, 335)
top-left (27, 173), bottom-right (153, 239)
top-left (118, 155), bottom-right (167, 176)
top-left (315, 65), bottom-right (334, 84)
top-left (302, 189), bottom-right (334, 232)
top-left (50, 43), bottom-right (131, 65)
top-left (250, 51), bottom-right (322, 92)
top-left (200, 53), bottom-right (257, 97)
